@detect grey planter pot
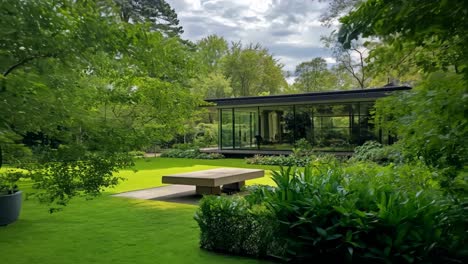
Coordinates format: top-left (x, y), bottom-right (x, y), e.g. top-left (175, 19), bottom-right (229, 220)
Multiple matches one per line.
top-left (0, 191), bottom-right (22, 226)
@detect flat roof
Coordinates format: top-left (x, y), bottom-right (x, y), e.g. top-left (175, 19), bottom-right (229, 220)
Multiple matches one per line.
top-left (204, 86), bottom-right (411, 107)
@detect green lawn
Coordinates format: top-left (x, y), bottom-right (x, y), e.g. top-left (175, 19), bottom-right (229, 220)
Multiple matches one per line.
top-left (0, 158), bottom-right (278, 264)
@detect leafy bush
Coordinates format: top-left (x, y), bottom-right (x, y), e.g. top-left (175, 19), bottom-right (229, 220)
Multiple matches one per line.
top-left (193, 123), bottom-right (218, 147)
top-left (260, 163), bottom-right (467, 263)
top-left (194, 195), bottom-right (283, 258)
top-left (375, 72), bottom-right (468, 174)
top-left (351, 141), bottom-right (403, 164)
top-left (245, 153), bottom-right (339, 167)
top-left (293, 138), bottom-right (314, 157)
top-left (245, 154), bottom-right (311, 167)
top-left (0, 170), bottom-right (25, 194)
top-left (128, 150), bottom-right (145, 158)
top-left (160, 148), bottom-right (224, 159)
top-left (196, 162), bottom-right (467, 263)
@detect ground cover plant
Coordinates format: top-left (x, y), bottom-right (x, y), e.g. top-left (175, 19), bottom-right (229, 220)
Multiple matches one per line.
top-left (0, 157), bottom-right (276, 264)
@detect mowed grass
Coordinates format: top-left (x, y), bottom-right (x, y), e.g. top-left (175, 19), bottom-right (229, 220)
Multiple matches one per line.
top-left (0, 158), bottom-right (278, 264)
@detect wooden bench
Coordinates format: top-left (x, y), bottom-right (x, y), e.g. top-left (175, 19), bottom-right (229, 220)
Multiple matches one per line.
top-left (161, 168), bottom-right (264, 195)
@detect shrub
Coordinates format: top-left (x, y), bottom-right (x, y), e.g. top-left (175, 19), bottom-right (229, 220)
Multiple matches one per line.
top-left (262, 163), bottom-right (467, 263)
top-left (245, 153), bottom-right (339, 167)
top-left (128, 150), bottom-right (145, 158)
top-left (194, 195), bottom-right (283, 258)
top-left (245, 154), bottom-right (311, 167)
top-left (160, 148), bottom-right (224, 159)
top-left (351, 141), bottom-right (403, 164)
top-left (0, 170), bottom-right (25, 194)
top-left (293, 138), bottom-right (314, 157)
top-left (196, 162), bottom-right (467, 263)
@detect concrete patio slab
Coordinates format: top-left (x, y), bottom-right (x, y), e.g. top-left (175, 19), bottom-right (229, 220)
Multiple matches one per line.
top-left (113, 185), bottom-right (200, 205)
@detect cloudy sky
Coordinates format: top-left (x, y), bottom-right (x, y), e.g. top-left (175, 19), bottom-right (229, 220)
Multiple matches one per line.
top-left (166, 0), bottom-right (337, 73)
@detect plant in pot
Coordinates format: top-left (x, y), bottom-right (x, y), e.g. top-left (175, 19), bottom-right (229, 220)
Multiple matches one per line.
top-left (0, 170), bottom-right (24, 226)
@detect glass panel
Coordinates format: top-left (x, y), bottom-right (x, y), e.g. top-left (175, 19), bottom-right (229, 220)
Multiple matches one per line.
top-left (234, 108), bottom-right (258, 149)
top-left (359, 102), bottom-right (374, 115)
top-left (295, 105), bottom-right (313, 143)
top-left (259, 106), bottom-right (294, 150)
top-left (314, 128), bottom-right (351, 150)
top-left (220, 109), bottom-right (233, 149)
top-left (330, 116), bottom-right (349, 128)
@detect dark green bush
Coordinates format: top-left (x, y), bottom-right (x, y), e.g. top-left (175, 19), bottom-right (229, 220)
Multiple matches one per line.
top-left (194, 195), bottom-right (283, 258)
top-left (160, 148), bottom-right (224, 159)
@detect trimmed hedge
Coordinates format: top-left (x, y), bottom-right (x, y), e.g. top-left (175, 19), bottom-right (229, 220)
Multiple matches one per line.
top-left (194, 195), bottom-right (284, 258)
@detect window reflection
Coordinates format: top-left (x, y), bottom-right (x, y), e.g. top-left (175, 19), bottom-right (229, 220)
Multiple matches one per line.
top-left (219, 101), bottom-right (384, 151)
top-left (259, 106), bottom-right (294, 150)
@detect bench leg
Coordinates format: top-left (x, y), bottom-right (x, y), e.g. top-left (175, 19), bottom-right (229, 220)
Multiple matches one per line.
top-left (196, 186), bottom-right (221, 195)
top-left (222, 181), bottom-right (245, 192)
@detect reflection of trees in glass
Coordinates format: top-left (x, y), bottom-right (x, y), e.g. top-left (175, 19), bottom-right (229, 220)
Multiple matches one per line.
top-left (285, 111), bottom-right (312, 141)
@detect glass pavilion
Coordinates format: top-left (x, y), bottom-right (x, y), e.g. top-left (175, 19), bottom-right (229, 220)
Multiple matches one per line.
top-left (205, 86), bottom-right (411, 153)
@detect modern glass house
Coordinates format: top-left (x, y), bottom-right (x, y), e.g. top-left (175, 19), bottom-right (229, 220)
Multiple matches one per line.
top-left (204, 86), bottom-right (411, 154)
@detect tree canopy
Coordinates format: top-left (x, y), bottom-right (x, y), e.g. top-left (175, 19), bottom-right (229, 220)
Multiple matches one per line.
top-left (0, 0), bottom-right (198, 208)
top-left (113, 0), bottom-right (183, 37)
top-left (338, 0), bottom-right (468, 78)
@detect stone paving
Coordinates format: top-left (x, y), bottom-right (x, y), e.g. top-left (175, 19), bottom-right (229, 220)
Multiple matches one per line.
top-left (113, 185), bottom-right (200, 205)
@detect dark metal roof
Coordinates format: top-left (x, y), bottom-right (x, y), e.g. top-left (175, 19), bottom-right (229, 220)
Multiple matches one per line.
top-left (204, 86), bottom-right (411, 107)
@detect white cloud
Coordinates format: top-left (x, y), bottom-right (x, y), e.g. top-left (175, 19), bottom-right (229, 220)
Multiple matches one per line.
top-left (167, 0), bottom-right (337, 70)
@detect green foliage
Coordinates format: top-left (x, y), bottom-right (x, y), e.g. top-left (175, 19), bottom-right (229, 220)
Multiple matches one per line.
top-left (128, 150), bottom-right (146, 158)
top-left (338, 0), bottom-right (468, 78)
top-left (294, 57), bottom-right (335, 92)
top-left (0, 170), bottom-right (25, 194)
top-left (0, 0), bottom-right (200, 207)
top-left (263, 163), bottom-right (466, 263)
top-left (245, 154), bottom-right (311, 167)
top-left (223, 42), bottom-right (287, 96)
top-left (196, 35), bottom-right (229, 73)
top-left (194, 195), bottom-right (283, 258)
top-left (292, 138), bottom-right (314, 157)
top-left (192, 72), bottom-right (232, 99)
top-left (375, 73), bottom-right (467, 176)
top-left (193, 123), bottom-right (219, 147)
top-left (245, 152), bottom-right (338, 167)
top-left (114, 0), bottom-right (183, 36)
top-left (29, 152), bottom-right (132, 212)
top-left (160, 149), bottom-right (224, 159)
top-left (196, 162), bottom-right (467, 263)
top-left (351, 141), bottom-right (403, 164)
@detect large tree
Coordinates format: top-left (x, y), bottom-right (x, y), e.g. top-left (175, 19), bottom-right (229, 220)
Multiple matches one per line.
top-left (114, 0), bottom-right (183, 37)
top-left (294, 57), bottom-right (331, 92)
top-left (196, 35), bottom-right (229, 73)
top-left (0, 0), bottom-right (198, 208)
top-left (337, 0), bottom-right (468, 176)
top-left (223, 42), bottom-right (287, 97)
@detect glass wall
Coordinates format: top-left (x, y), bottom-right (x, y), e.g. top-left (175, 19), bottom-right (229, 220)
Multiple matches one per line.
top-left (258, 106), bottom-right (294, 150)
top-left (220, 109), bottom-right (233, 149)
top-left (234, 108), bottom-right (258, 149)
top-left (219, 101), bottom-right (386, 151)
